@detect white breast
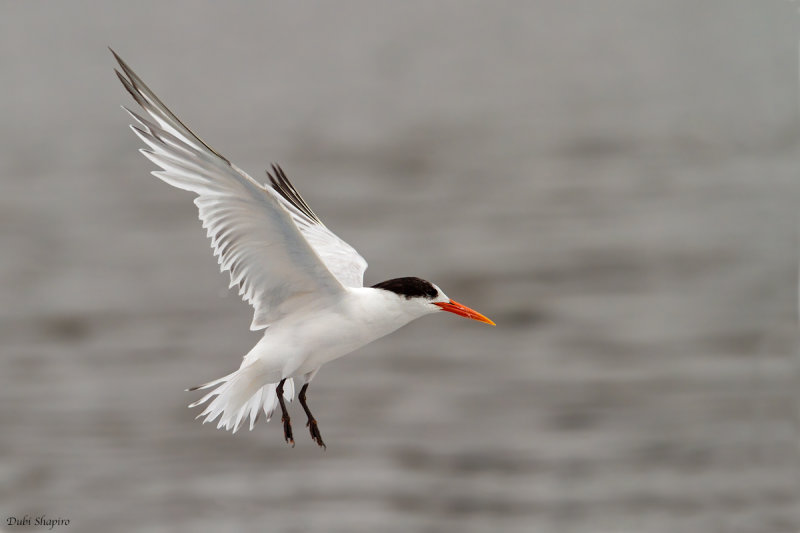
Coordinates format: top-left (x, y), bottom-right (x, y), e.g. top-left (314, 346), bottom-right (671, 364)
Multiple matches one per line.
top-left (241, 287), bottom-right (426, 380)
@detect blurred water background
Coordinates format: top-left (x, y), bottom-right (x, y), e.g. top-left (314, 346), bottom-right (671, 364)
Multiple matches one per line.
top-left (0, 2), bottom-right (798, 532)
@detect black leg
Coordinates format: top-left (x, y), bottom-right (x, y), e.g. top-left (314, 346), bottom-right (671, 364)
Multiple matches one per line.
top-left (276, 379), bottom-right (294, 447)
top-left (299, 383), bottom-right (326, 449)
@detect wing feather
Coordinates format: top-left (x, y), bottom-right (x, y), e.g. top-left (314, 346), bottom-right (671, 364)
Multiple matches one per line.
top-left (266, 165), bottom-right (368, 288)
top-left (113, 50), bottom-right (345, 329)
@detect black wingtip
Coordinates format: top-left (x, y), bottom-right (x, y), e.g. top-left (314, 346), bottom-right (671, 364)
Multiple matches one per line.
top-left (109, 47), bottom-right (124, 67)
top-left (109, 46), bottom-right (123, 62)
top-left (265, 164), bottom-right (322, 224)
top-left (110, 48), bottom-right (232, 164)
top-left (110, 48), bottom-right (134, 80)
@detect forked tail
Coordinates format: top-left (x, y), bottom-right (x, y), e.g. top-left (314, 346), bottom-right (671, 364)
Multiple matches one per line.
top-left (187, 364), bottom-right (294, 433)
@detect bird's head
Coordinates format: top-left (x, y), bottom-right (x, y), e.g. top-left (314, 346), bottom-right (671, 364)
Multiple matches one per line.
top-left (371, 277), bottom-right (495, 325)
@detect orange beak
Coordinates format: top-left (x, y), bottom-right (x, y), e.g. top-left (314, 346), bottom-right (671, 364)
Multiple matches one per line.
top-left (434, 299), bottom-right (495, 326)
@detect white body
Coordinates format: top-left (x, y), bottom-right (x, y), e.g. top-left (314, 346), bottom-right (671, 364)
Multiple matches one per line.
top-left (246, 287), bottom-right (427, 380)
top-left (190, 286), bottom-right (446, 432)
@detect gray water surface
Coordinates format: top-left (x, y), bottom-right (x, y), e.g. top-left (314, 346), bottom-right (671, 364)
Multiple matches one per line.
top-left (1, 3), bottom-right (797, 532)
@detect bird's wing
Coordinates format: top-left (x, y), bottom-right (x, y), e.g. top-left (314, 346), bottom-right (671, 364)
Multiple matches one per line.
top-left (113, 49), bottom-right (349, 330)
top-left (266, 164), bottom-right (367, 288)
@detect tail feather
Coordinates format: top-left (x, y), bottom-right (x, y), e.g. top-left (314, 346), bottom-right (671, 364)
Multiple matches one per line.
top-left (247, 387), bottom-right (264, 431)
top-left (188, 366), bottom-right (294, 433)
top-left (262, 386), bottom-right (277, 422)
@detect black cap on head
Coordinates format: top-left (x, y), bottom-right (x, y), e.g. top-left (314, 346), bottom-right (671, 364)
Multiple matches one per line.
top-left (372, 277), bottom-right (438, 299)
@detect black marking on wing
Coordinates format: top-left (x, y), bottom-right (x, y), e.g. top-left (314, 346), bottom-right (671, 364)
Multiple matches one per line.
top-left (266, 164), bottom-right (321, 225)
top-left (110, 47), bottom-right (230, 164)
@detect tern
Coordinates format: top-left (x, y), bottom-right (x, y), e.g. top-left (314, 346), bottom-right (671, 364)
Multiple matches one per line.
top-left (112, 50), bottom-right (494, 448)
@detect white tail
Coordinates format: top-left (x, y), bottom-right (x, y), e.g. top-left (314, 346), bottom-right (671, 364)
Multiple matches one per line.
top-left (188, 365), bottom-right (294, 433)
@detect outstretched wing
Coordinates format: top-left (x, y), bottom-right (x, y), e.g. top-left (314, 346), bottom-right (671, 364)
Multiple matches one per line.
top-left (112, 49), bottom-right (346, 330)
top-left (266, 164), bottom-right (368, 288)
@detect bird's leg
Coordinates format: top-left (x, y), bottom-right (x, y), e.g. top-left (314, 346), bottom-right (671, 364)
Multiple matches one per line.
top-left (299, 383), bottom-right (326, 449)
top-left (276, 379), bottom-right (294, 447)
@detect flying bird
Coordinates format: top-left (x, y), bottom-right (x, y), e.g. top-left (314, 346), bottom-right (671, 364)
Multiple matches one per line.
top-left (112, 49), bottom-right (494, 448)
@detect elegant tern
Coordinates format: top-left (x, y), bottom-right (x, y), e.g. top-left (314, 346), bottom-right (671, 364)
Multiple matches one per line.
top-left (112, 49), bottom-right (494, 448)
